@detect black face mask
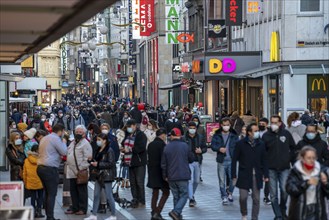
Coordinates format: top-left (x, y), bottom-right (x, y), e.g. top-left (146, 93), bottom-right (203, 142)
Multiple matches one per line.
top-left (75, 134), bottom-right (83, 142)
top-left (259, 125), bottom-right (266, 131)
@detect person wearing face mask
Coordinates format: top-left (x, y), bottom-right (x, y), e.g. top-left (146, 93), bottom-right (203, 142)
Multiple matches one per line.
top-left (140, 110), bottom-right (150, 132)
top-left (54, 110), bottom-right (68, 130)
top-left (9, 120), bottom-right (17, 133)
top-left (164, 112), bottom-right (184, 135)
top-left (185, 122), bottom-right (207, 207)
top-left (147, 128), bottom-right (170, 220)
top-left (129, 104), bottom-right (143, 124)
top-left (122, 119), bottom-right (147, 208)
top-left (40, 114), bottom-right (52, 133)
top-left (144, 119), bottom-right (159, 148)
top-left (23, 128), bottom-right (38, 157)
top-left (286, 146), bottom-right (329, 220)
top-left (20, 113), bottom-right (30, 125)
top-left (69, 111), bottom-right (85, 133)
top-left (262, 115), bottom-right (296, 220)
top-left (232, 123), bottom-right (269, 220)
top-left (100, 123), bottom-right (120, 163)
top-left (6, 132), bottom-right (26, 181)
top-left (286, 112), bottom-right (307, 145)
top-left (296, 124), bottom-right (329, 166)
top-left (65, 125), bottom-right (92, 215)
top-left (211, 118), bottom-right (239, 205)
top-left (48, 113), bottom-right (56, 127)
top-left (120, 111), bottom-right (131, 129)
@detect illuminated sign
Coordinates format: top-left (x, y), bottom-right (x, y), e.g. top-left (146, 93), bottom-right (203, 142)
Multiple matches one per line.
top-left (139, 0), bottom-right (155, 36)
top-left (165, 0), bottom-right (180, 44)
top-left (247, 0), bottom-right (260, 14)
top-left (181, 62), bottom-right (190, 73)
top-left (192, 60), bottom-right (202, 73)
top-left (209, 58), bottom-right (236, 74)
top-left (270, 31), bottom-right (280, 62)
top-left (76, 67), bottom-right (81, 81)
top-left (226, 0), bottom-right (243, 26)
top-left (208, 20), bottom-right (226, 38)
top-left (312, 78), bottom-right (326, 91)
top-left (132, 0), bottom-right (141, 39)
top-left (176, 33), bottom-right (194, 43)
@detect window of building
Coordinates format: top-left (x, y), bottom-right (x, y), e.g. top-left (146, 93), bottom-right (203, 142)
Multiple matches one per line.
top-left (300, 0), bottom-right (320, 12)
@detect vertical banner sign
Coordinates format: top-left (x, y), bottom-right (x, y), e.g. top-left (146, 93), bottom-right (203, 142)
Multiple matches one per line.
top-left (128, 0), bottom-right (134, 65)
top-left (165, 0), bottom-right (180, 44)
top-left (208, 20), bottom-right (226, 38)
top-left (225, 0), bottom-right (243, 26)
top-left (60, 37), bottom-right (67, 75)
top-left (132, 0), bottom-right (141, 39)
top-left (139, 0), bottom-right (155, 36)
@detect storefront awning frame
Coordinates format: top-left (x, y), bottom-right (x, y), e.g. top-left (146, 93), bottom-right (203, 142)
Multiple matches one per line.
top-left (232, 65), bottom-right (282, 78)
top-left (159, 82), bottom-right (182, 90)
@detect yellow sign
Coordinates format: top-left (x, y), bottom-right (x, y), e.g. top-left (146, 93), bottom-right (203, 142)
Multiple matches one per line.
top-left (312, 78), bottom-right (326, 91)
top-left (21, 56), bottom-right (33, 68)
top-left (247, 1), bottom-right (260, 13)
top-left (128, 76), bottom-right (134, 83)
top-left (270, 31), bottom-right (280, 62)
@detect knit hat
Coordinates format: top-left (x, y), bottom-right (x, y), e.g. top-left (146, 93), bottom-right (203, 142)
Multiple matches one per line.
top-left (17, 123), bottom-right (28, 131)
top-left (24, 128), bottom-right (37, 140)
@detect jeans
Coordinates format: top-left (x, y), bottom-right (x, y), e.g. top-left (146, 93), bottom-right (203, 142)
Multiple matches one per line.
top-left (121, 165), bottom-right (129, 179)
top-left (217, 161), bottom-right (234, 199)
top-left (129, 165), bottom-right (146, 204)
top-left (92, 181), bottom-right (116, 216)
top-left (268, 169), bottom-right (289, 219)
top-left (188, 162), bottom-right (200, 199)
top-left (31, 189), bottom-right (44, 209)
top-left (169, 181), bottom-right (189, 215)
top-left (239, 175), bottom-right (260, 220)
top-left (69, 178), bottom-right (88, 213)
top-left (37, 165), bottom-right (59, 220)
top-left (151, 188), bottom-right (170, 214)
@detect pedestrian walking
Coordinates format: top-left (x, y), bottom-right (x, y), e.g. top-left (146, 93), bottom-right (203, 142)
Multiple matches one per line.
top-left (65, 125), bottom-right (92, 215)
top-left (185, 121), bottom-right (207, 207)
top-left (286, 112), bottom-right (306, 145)
top-left (286, 146), bottom-right (329, 220)
top-left (147, 128), bottom-right (170, 220)
top-left (211, 117), bottom-right (239, 205)
top-left (144, 119), bottom-right (159, 148)
top-left (232, 123), bottom-right (269, 220)
top-left (161, 128), bottom-right (194, 220)
top-left (262, 115), bottom-right (296, 220)
top-left (84, 133), bottom-right (117, 220)
top-left (230, 111), bottom-right (245, 135)
top-left (37, 124), bottom-right (67, 220)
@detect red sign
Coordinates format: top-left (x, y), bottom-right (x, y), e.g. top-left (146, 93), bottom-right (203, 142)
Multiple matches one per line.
top-left (181, 63), bottom-right (190, 73)
top-left (206, 122), bottom-right (220, 143)
top-left (140, 0), bottom-right (155, 36)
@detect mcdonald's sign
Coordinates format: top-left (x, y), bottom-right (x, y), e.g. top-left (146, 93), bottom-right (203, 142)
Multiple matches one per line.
top-left (312, 78), bottom-right (326, 92)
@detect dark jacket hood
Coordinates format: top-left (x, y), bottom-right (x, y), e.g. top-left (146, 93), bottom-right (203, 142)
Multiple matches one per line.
top-left (302, 132), bottom-right (322, 144)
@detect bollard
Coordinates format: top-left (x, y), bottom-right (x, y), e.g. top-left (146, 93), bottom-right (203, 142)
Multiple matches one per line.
top-left (62, 164), bottom-right (72, 207)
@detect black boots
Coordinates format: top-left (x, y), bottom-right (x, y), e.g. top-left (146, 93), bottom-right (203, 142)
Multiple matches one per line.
top-left (35, 208), bottom-right (45, 218)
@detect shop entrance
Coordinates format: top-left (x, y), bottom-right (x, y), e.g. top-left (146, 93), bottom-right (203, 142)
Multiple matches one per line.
top-left (248, 87), bottom-right (263, 119)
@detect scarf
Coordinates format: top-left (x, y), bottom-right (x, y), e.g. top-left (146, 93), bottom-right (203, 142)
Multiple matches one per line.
top-left (123, 134), bottom-right (135, 166)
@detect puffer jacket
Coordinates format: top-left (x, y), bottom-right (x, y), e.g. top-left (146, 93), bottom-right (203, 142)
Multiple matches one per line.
top-left (286, 161), bottom-right (329, 220)
top-left (23, 153), bottom-right (43, 190)
top-left (95, 145), bottom-right (117, 182)
top-left (6, 144), bottom-right (26, 181)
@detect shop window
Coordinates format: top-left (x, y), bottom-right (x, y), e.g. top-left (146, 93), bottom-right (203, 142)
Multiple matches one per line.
top-left (311, 98), bottom-right (327, 113)
top-left (300, 0), bottom-right (320, 12)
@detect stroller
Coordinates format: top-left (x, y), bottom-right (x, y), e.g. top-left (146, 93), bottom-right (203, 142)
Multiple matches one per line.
top-left (112, 164), bottom-right (132, 208)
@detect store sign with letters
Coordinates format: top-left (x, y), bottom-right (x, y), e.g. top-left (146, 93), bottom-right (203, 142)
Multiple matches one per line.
top-left (165, 0), bottom-right (180, 44)
top-left (209, 58), bottom-right (236, 74)
top-left (0, 182), bottom-right (24, 207)
top-left (307, 75), bottom-right (329, 95)
top-left (139, 0), bottom-right (155, 36)
top-left (225, 0), bottom-right (243, 26)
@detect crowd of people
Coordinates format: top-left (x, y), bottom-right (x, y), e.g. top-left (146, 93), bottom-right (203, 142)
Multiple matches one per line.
top-left (6, 94), bottom-right (329, 220)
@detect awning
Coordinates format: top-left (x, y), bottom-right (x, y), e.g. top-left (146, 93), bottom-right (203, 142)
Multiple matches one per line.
top-left (159, 82), bottom-right (182, 90)
top-left (0, 73), bottom-right (24, 82)
top-left (288, 64), bottom-right (328, 75)
top-left (9, 97), bottom-right (32, 103)
top-left (17, 77), bottom-right (46, 90)
top-left (233, 66), bottom-right (282, 78)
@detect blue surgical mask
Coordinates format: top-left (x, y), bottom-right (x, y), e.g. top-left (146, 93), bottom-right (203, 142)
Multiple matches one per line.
top-left (253, 131), bottom-right (260, 139)
top-left (15, 139), bottom-right (22, 146)
top-left (127, 127), bottom-right (134, 134)
top-left (306, 133), bottom-right (316, 140)
top-left (96, 140), bottom-right (103, 147)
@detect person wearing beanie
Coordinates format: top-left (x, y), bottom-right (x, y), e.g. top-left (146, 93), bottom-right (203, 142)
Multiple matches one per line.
top-left (23, 128), bottom-right (38, 157)
top-left (17, 122), bottom-right (28, 132)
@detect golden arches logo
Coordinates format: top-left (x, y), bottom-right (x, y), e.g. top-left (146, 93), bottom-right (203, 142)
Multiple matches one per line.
top-left (312, 78), bottom-right (326, 91)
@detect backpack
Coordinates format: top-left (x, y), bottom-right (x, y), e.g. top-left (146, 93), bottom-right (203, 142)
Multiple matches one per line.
top-left (108, 128), bottom-right (120, 162)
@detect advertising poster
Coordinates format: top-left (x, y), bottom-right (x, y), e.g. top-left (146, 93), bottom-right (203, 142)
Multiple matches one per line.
top-left (208, 20), bottom-right (226, 38)
top-left (139, 0), bottom-right (155, 36)
top-left (206, 122), bottom-right (220, 143)
top-left (0, 182), bottom-right (24, 208)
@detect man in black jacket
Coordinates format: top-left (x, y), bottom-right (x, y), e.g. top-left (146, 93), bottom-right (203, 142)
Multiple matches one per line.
top-left (124, 119), bottom-right (147, 208)
top-left (129, 104), bottom-right (142, 124)
top-left (161, 128), bottom-right (194, 220)
top-left (296, 124), bottom-right (329, 166)
top-left (262, 115), bottom-right (296, 220)
top-left (185, 122), bottom-right (207, 207)
top-left (232, 123), bottom-right (269, 220)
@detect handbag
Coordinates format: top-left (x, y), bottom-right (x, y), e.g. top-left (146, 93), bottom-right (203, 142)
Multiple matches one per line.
top-left (73, 144), bottom-right (89, 185)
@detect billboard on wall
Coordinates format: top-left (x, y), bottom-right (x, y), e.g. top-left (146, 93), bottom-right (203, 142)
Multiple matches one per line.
top-left (165, 0), bottom-right (180, 44)
top-left (132, 0), bottom-right (141, 39)
top-left (208, 20), bottom-right (226, 38)
top-left (225, 0), bottom-right (243, 26)
top-left (139, 0), bottom-right (155, 36)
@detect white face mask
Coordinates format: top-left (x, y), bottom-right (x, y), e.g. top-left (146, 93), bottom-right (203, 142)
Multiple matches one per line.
top-left (222, 126), bottom-right (230, 132)
top-left (189, 129), bottom-right (196, 135)
top-left (291, 120), bottom-right (301, 127)
top-left (142, 112), bottom-right (146, 116)
top-left (41, 118), bottom-right (46, 122)
top-left (147, 125), bottom-right (153, 130)
top-left (15, 139), bottom-right (22, 146)
top-left (127, 127), bottom-right (134, 134)
top-left (271, 124), bottom-right (279, 132)
top-left (12, 125), bottom-right (16, 129)
top-left (102, 129), bottom-right (109, 135)
top-left (193, 121), bottom-right (199, 126)
top-left (253, 131), bottom-right (260, 139)
top-left (96, 140), bottom-right (103, 147)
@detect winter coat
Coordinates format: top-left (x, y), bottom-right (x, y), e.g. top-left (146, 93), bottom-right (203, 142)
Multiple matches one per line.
top-left (101, 112), bottom-right (113, 128)
top-left (23, 153), bottom-right (43, 190)
top-left (161, 139), bottom-right (194, 181)
top-left (211, 129), bottom-right (239, 163)
top-left (286, 124), bottom-right (307, 145)
top-left (123, 130), bottom-right (147, 167)
top-left (164, 118), bottom-right (184, 135)
top-left (130, 108), bottom-right (142, 123)
top-left (296, 133), bottom-right (329, 166)
top-left (147, 137), bottom-right (169, 189)
top-left (230, 116), bottom-right (245, 135)
top-left (69, 115), bottom-right (85, 131)
top-left (286, 161), bottom-right (329, 220)
top-left (23, 139), bottom-right (38, 157)
top-left (185, 133), bottom-right (207, 163)
top-left (300, 113), bottom-right (314, 126)
top-left (144, 128), bottom-right (157, 148)
top-left (11, 112), bottom-right (22, 125)
top-left (262, 128), bottom-right (296, 171)
top-left (116, 129), bottom-right (126, 148)
top-left (6, 144), bottom-right (26, 181)
top-left (94, 145), bottom-right (117, 182)
top-left (231, 137), bottom-right (269, 190)
top-left (54, 115), bottom-right (68, 130)
top-left (66, 138), bottom-right (92, 179)
top-left (241, 114), bottom-right (256, 126)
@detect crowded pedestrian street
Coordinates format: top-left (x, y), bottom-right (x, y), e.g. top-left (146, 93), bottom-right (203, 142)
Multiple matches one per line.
top-left (1, 1), bottom-right (329, 220)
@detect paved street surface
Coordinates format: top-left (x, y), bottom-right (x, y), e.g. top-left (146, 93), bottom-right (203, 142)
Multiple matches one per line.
top-left (1, 149), bottom-right (275, 220)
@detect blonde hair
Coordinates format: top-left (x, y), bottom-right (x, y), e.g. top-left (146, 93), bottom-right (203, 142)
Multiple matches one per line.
top-left (9, 132), bottom-right (21, 145)
top-left (298, 146), bottom-right (317, 160)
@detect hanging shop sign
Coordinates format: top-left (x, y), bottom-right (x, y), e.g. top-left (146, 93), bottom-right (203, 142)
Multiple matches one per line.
top-left (176, 33), bottom-right (194, 43)
top-left (172, 64), bottom-right (181, 73)
top-left (247, 0), bottom-right (261, 14)
top-left (192, 60), bottom-right (203, 73)
top-left (139, 0), bottom-right (155, 36)
top-left (297, 40), bottom-right (329, 47)
top-left (181, 62), bottom-right (190, 73)
top-left (165, 0), bottom-right (180, 44)
top-left (225, 0), bottom-right (243, 26)
top-left (208, 20), bottom-right (226, 38)
top-left (209, 58), bottom-right (236, 74)
top-left (129, 55), bottom-right (137, 65)
top-left (119, 76), bottom-right (129, 81)
top-left (132, 0), bottom-right (141, 39)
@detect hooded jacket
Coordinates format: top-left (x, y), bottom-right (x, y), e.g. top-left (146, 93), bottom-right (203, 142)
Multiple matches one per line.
top-left (23, 152), bottom-right (43, 190)
top-left (286, 161), bottom-right (329, 220)
top-left (296, 133), bottom-right (329, 166)
top-left (211, 128), bottom-right (239, 163)
top-left (185, 132), bottom-right (207, 163)
top-left (6, 144), bottom-right (26, 181)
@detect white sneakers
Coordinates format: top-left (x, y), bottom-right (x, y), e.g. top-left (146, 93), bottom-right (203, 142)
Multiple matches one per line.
top-left (105, 216), bottom-right (117, 220)
top-left (84, 215), bottom-right (97, 220)
top-left (242, 216), bottom-right (248, 220)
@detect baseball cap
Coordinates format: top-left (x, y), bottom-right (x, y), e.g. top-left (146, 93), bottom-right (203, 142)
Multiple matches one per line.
top-left (170, 128), bottom-right (182, 137)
